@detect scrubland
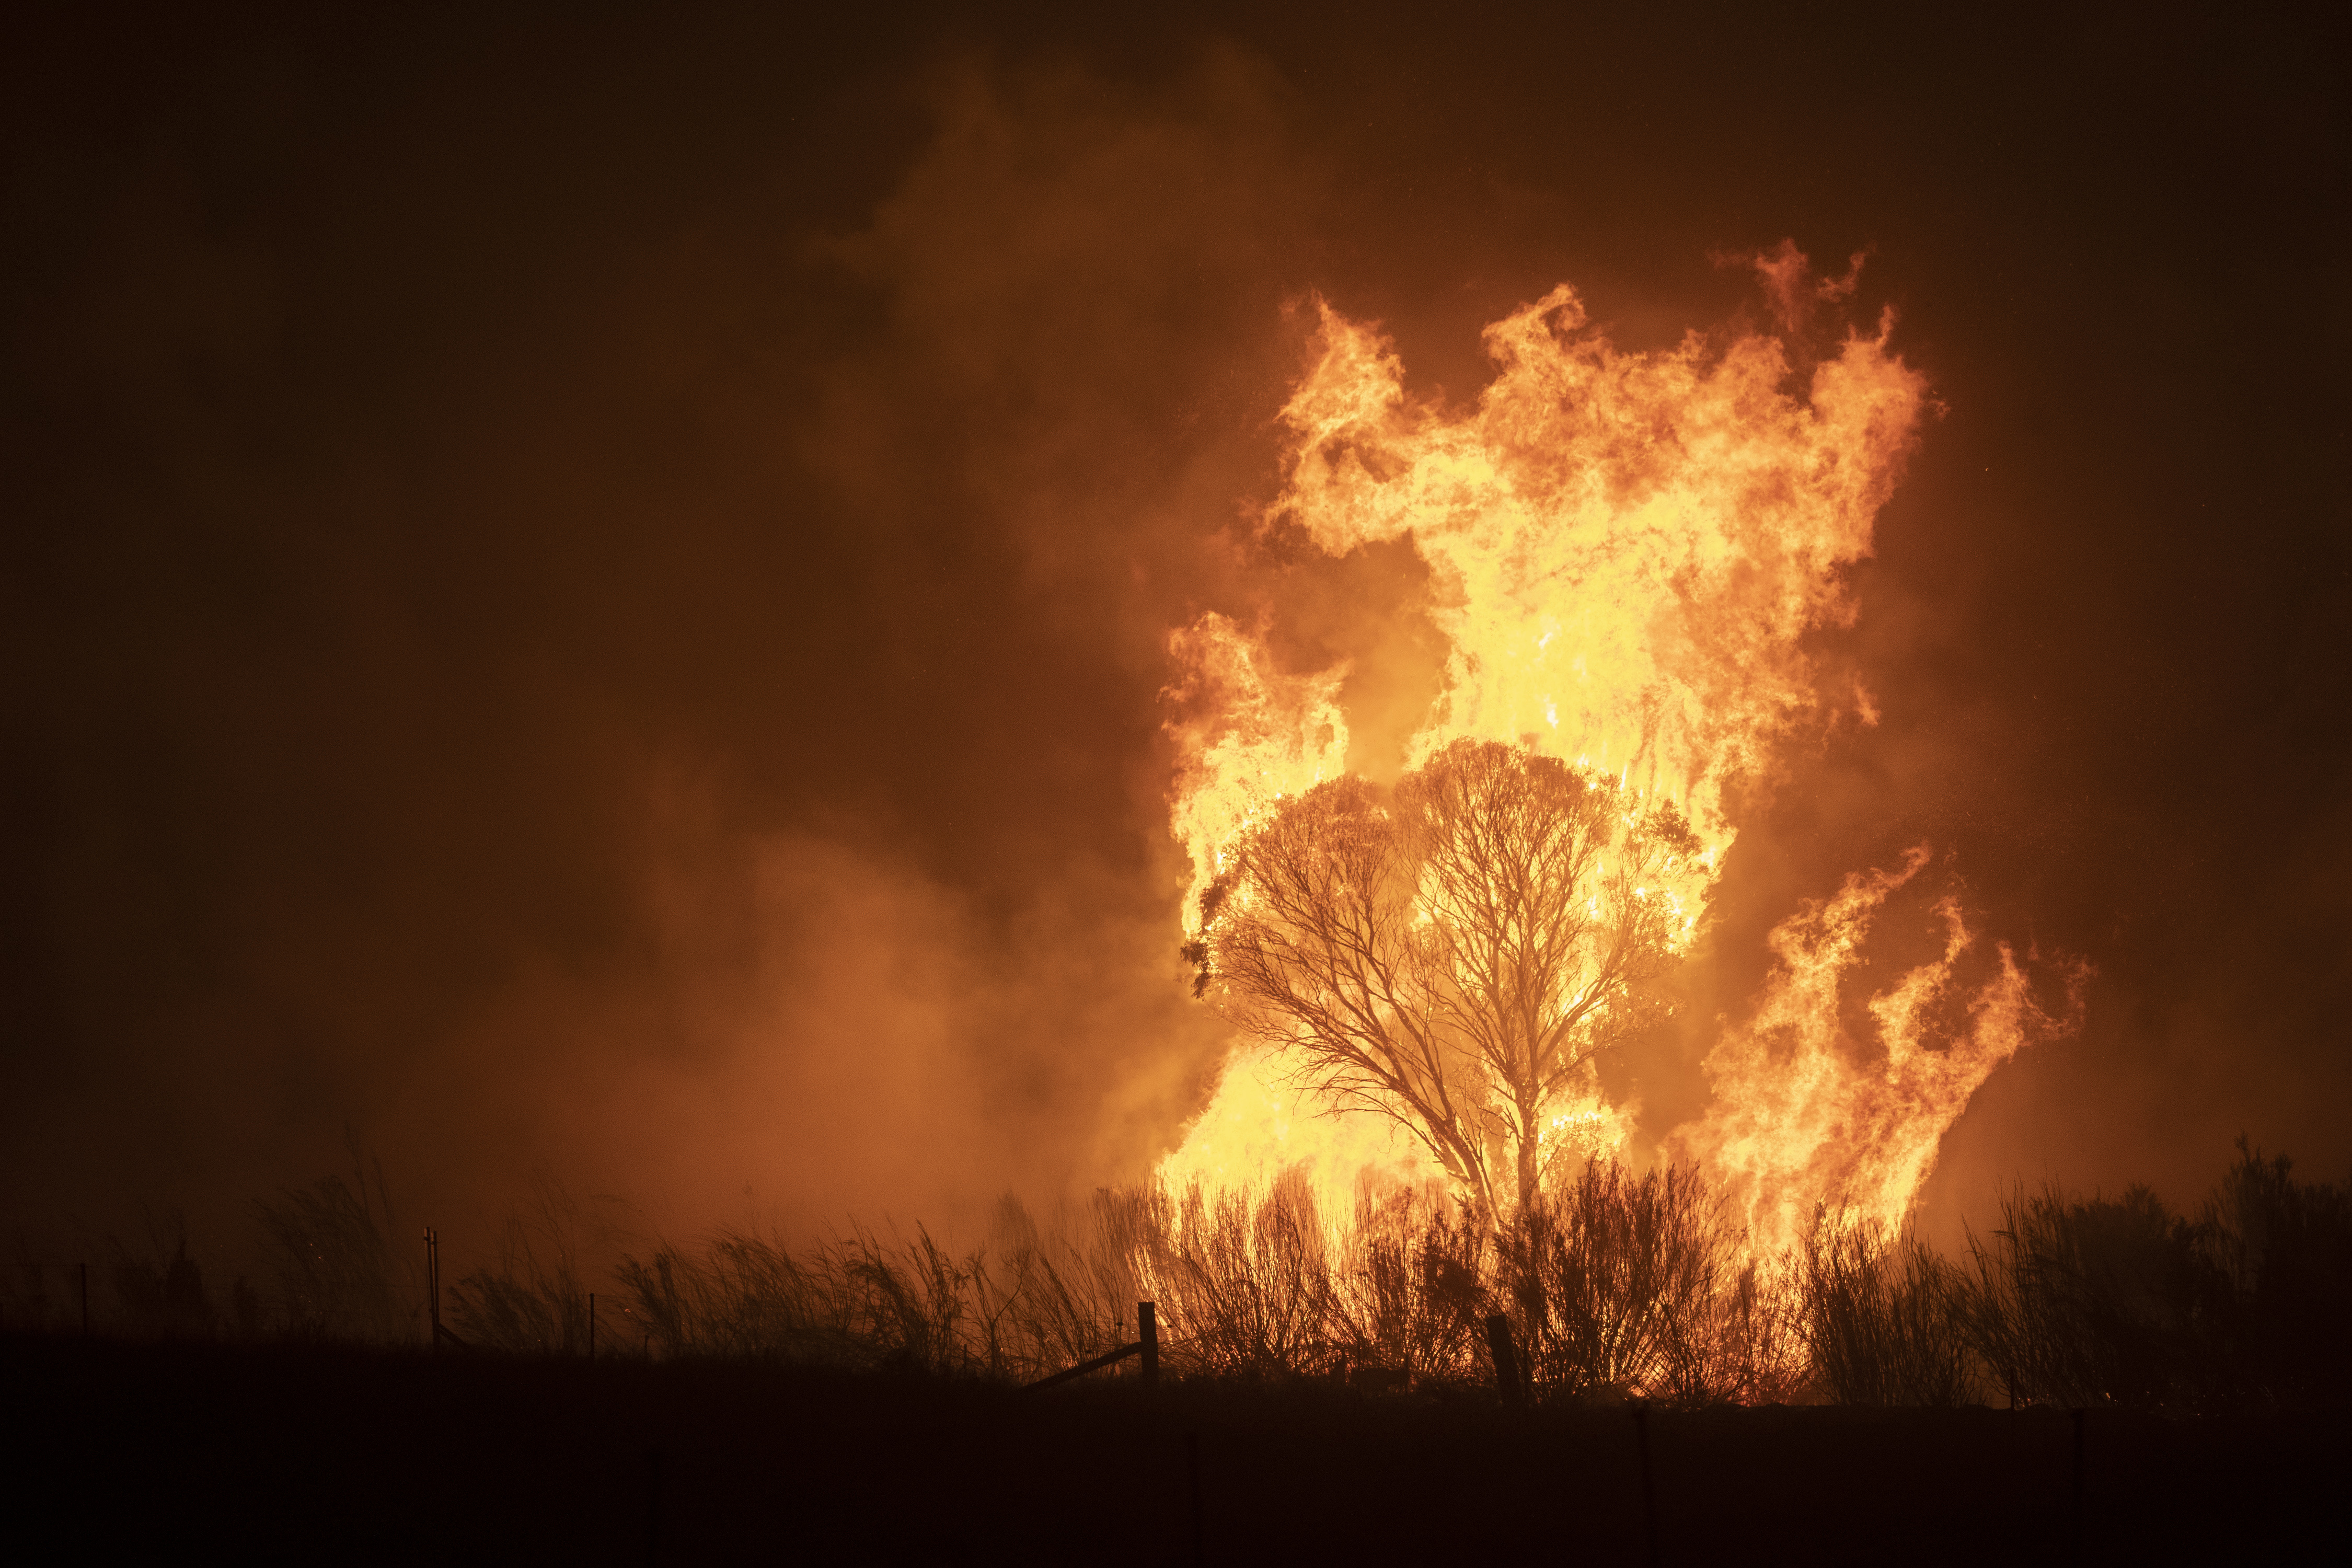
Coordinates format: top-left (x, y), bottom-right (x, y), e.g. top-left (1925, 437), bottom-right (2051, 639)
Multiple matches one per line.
top-left (7, 1142), bottom-right (2346, 1561)
top-left (11, 1140), bottom-right (2348, 1411)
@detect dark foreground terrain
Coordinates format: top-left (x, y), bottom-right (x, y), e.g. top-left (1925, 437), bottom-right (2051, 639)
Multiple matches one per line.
top-left (4, 1333), bottom-right (2339, 1565)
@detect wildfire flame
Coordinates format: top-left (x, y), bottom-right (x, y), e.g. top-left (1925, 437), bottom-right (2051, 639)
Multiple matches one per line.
top-left (1670, 846), bottom-right (2089, 1252)
top-left (1162, 249), bottom-right (2076, 1248)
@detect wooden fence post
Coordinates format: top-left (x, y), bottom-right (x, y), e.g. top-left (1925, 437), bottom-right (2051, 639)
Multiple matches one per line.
top-left (645, 1444), bottom-right (663, 1567)
top-left (425, 1228), bottom-right (440, 1352)
top-left (2070, 1408), bottom-right (2086, 1563)
top-left (1139, 1301), bottom-right (1158, 1386)
top-left (1184, 1428), bottom-right (1203, 1567)
top-left (1633, 1402), bottom-right (1660, 1567)
top-left (1483, 1313), bottom-right (1523, 1404)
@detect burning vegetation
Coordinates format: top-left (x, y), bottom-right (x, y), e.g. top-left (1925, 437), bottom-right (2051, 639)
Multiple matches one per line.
top-left (5, 253), bottom-right (2340, 1427)
top-left (1182, 740), bottom-right (1697, 1220)
top-left (19, 1139), bottom-right (2347, 1418)
top-left (1162, 251), bottom-right (2082, 1266)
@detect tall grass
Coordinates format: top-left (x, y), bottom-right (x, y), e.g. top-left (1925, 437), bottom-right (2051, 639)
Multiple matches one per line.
top-left (442, 1178), bottom-right (616, 1354)
top-left (3, 1184), bottom-right (381, 1342)
top-left (252, 1142), bottom-right (412, 1342)
top-left (614, 1190), bottom-right (1143, 1377)
top-left (602, 1144), bottom-right (2348, 1410)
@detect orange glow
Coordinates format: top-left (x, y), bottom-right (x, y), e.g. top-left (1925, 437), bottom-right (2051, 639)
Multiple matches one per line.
top-left (1159, 249), bottom-right (2071, 1248)
top-left (1171, 263), bottom-right (1926, 934)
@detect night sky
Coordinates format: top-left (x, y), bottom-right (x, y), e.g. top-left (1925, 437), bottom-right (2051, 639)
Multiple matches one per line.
top-left (4, 3), bottom-right (2344, 1258)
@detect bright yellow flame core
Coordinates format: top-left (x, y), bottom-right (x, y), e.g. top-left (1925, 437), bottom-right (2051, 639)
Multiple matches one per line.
top-left (1164, 267), bottom-right (2060, 1251)
top-left (1670, 847), bottom-right (2084, 1252)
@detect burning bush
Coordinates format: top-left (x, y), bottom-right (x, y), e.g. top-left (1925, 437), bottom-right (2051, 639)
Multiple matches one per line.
top-left (443, 1179), bottom-right (608, 1356)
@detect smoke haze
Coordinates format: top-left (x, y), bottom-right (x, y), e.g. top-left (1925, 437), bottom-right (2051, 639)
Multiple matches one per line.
top-left (4, 5), bottom-right (2344, 1267)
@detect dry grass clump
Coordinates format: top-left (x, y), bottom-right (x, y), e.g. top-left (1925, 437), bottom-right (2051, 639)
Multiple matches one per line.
top-left (253, 1170), bottom-right (410, 1342)
top-left (616, 1193), bottom-right (1144, 1378)
top-left (443, 1180), bottom-right (609, 1354)
top-left (248, 1135), bottom-right (416, 1342)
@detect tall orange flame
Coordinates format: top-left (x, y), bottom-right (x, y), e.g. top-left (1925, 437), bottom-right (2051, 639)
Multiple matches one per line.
top-left (1670, 846), bottom-right (2089, 1252)
top-left (1161, 251), bottom-right (2069, 1244)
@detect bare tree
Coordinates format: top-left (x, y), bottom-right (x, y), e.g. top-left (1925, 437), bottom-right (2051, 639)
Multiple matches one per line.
top-left (1186, 739), bottom-right (1698, 1219)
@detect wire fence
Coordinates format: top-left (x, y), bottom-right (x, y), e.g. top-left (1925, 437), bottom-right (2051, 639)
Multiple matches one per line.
top-left (2, 1256), bottom-right (426, 1345)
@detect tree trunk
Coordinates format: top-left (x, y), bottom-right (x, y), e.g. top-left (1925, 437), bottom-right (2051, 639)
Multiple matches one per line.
top-left (1515, 1094), bottom-right (1543, 1216)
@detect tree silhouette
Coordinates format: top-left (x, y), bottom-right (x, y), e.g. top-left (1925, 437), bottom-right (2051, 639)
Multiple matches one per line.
top-left (1187, 740), bottom-right (1698, 1220)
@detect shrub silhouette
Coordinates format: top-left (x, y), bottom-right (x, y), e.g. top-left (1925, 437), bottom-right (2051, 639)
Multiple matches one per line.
top-left (1956, 1142), bottom-right (2351, 1412)
top-left (1798, 1212), bottom-right (1968, 1405)
top-left (2202, 1138), bottom-right (2352, 1406)
top-left (1959, 1182), bottom-right (2216, 1409)
top-left (1499, 1161), bottom-right (1785, 1403)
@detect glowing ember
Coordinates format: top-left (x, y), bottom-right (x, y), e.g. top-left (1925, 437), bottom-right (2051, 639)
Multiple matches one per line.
top-left (1162, 248), bottom-right (2070, 1244)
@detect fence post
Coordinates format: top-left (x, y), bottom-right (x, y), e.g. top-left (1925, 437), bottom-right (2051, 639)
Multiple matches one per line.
top-left (589, 1292), bottom-right (597, 1361)
top-left (1184, 1428), bottom-right (1203, 1567)
top-left (425, 1228), bottom-right (440, 1352)
top-left (645, 1444), bottom-right (663, 1567)
top-left (1483, 1313), bottom-right (1523, 1404)
top-left (2070, 1407), bottom-right (2085, 1563)
top-left (1139, 1301), bottom-right (1158, 1386)
top-left (79, 1262), bottom-right (89, 1336)
top-left (1633, 1402), bottom-right (1660, 1567)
